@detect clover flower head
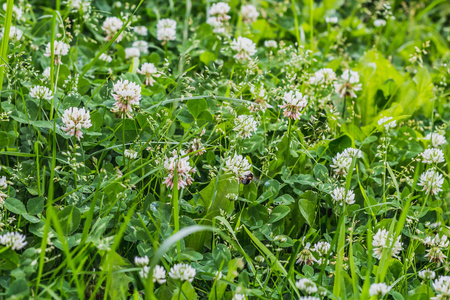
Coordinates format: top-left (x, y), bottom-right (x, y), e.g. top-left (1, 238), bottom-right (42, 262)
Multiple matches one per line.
top-left (102, 17), bottom-right (124, 42)
top-left (372, 229), bottom-right (402, 260)
top-left (169, 263), bottom-right (196, 282)
top-left (0, 232), bottom-right (27, 250)
top-left (241, 4), bottom-right (259, 23)
top-left (233, 115), bottom-right (258, 139)
top-left (163, 150), bottom-right (196, 189)
top-left (61, 107), bottom-right (92, 139)
top-left (231, 37), bottom-right (257, 61)
top-left (418, 169), bottom-right (444, 196)
top-left (30, 85), bottom-right (53, 100)
top-left (279, 91), bottom-right (308, 120)
top-left (157, 18), bottom-right (176, 42)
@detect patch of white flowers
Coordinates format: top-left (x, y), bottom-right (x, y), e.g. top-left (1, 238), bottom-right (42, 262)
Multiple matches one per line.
top-left (420, 148), bottom-right (445, 164)
top-left (99, 53), bottom-right (112, 63)
top-left (309, 68), bottom-right (337, 86)
top-left (168, 263), bottom-right (196, 282)
top-left (418, 169), bottom-right (444, 196)
top-left (330, 187), bottom-right (355, 206)
top-left (61, 107), bottom-right (92, 139)
top-left (369, 283), bottom-right (390, 298)
top-left (330, 148), bottom-right (362, 176)
top-left (425, 132), bottom-right (446, 147)
top-left (157, 19), bottom-right (177, 42)
top-left (231, 37), bottom-right (257, 61)
top-left (378, 116), bottom-right (397, 130)
top-left (207, 2), bottom-right (231, 33)
top-left (125, 47), bottom-right (140, 59)
top-left (102, 17), bottom-right (124, 42)
top-left (44, 41), bottom-right (70, 64)
top-left (264, 40), bottom-right (277, 49)
top-left (0, 232), bottom-right (27, 250)
top-left (132, 40), bottom-right (149, 54)
top-left (432, 276), bottom-right (450, 299)
top-left (224, 153), bottom-right (251, 178)
top-left (30, 85), bottom-right (53, 100)
top-left (241, 4), bottom-right (259, 24)
top-left (296, 278), bottom-right (317, 294)
top-left (233, 115), bottom-right (258, 139)
top-left (334, 70), bottom-right (362, 98)
top-left (124, 149), bottom-right (137, 160)
top-left (163, 150), bottom-right (196, 189)
top-left (372, 229), bottom-right (402, 260)
top-left (137, 63), bottom-right (160, 86)
top-left (111, 79), bottom-right (142, 117)
top-left (279, 91), bottom-right (308, 120)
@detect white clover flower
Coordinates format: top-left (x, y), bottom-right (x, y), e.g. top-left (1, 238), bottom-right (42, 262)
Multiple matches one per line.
top-left (232, 294), bottom-right (246, 300)
top-left (424, 234), bottom-right (450, 249)
top-left (313, 241), bottom-right (331, 256)
top-left (296, 243), bottom-right (316, 265)
top-left (231, 37), bottom-right (257, 61)
top-left (264, 40), bottom-right (277, 49)
top-left (134, 26), bottom-right (148, 36)
top-left (299, 297), bottom-right (320, 300)
top-left (30, 85), bottom-right (53, 100)
top-left (421, 148), bottom-right (445, 164)
top-left (325, 16), bottom-right (338, 24)
top-left (341, 70), bottom-right (360, 83)
top-left (330, 187), bottom-right (355, 206)
top-left (163, 150), bottom-right (196, 189)
top-left (2, 26), bottom-right (23, 40)
top-left (433, 276), bottom-right (450, 297)
top-left (334, 70), bottom-right (362, 98)
top-left (99, 53), bottom-right (112, 63)
top-left (279, 91), bottom-right (308, 120)
top-left (241, 4), bottom-right (259, 23)
top-left (43, 67), bottom-right (51, 79)
top-left (44, 41), bottom-right (70, 64)
top-left (378, 116), bottom-right (396, 130)
top-left (157, 19), bottom-right (177, 42)
top-left (137, 63), bottom-right (160, 86)
top-left (224, 153), bottom-right (251, 178)
top-left (418, 169), bottom-right (444, 196)
top-left (134, 256), bottom-right (149, 266)
top-left (132, 40), bottom-right (149, 54)
top-left (424, 234), bottom-right (449, 265)
top-left (369, 283), bottom-right (390, 298)
top-left (0, 232), bottom-right (27, 250)
top-left (169, 263), bottom-right (196, 282)
top-left (111, 79), bottom-right (142, 117)
top-left (208, 2), bottom-right (231, 22)
top-left (102, 17), bottom-right (124, 42)
top-left (342, 147), bottom-right (363, 159)
top-left (233, 115), bottom-right (258, 139)
top-left (330, 152), bottom-right (352, 176)
top-left (418, 269), bottom-right (436, 281)
top-left (295, 278), bottom-right (317, 294)
top-left (61, 107), bottom-right (92, 139)
top-left (0, 176), bottom-right (7, 189)
top-left (309, 68), bottom-right (337, 85)
top-left (372, 229), bottom-right (402, 260)
top-left (374, 19), bottom-right (387, 27)
top-left (125, 47), bottom-right (140, 59)
top-left (2, 3), bottom-right (23, 21)
top-left (124, 149), bottom-right (138, 159)
top-left (425, 133), bottom-right (447, 148)
top-left (153, 265), bottom-right (167, 284)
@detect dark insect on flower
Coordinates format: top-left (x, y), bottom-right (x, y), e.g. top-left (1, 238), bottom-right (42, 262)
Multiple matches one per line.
top-left (239, 171), bottom-right (254, 185)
